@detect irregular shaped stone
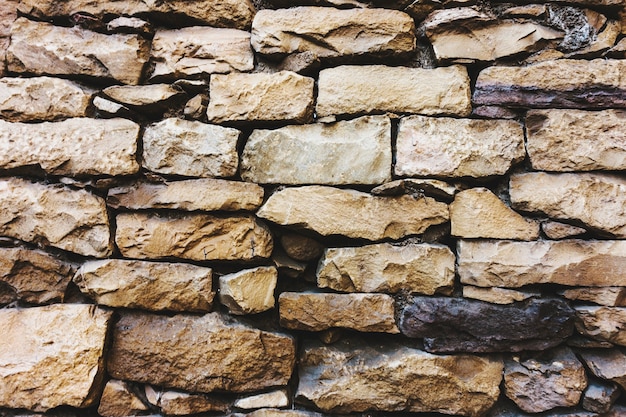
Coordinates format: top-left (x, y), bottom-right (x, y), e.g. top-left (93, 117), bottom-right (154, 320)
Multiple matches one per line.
top-left (272, 248), bottom-right (307, 278)
top-left (395, 116), bottom-right (525, 178)
top-left (107, 311), bottom-right (295, 393)
top-left (280, 233), bottom-right (323, 262)
top-left (317, 242), bottom-right (454, 295)
top-left (576, 306), bottom-right (626, 346)
top-left (570, 20), bottom-right (620, 57)
top-left (297, 338), bottom-right (503, 416)
top-left (142, 118), bottom-right (240, 178)
top-left (232, 410), bottom-right (325, 417)
top-left (279, 292), bottom-right (399, 333)
top-left (458, 240), bottom-right (626, 288)
top-left (107, 179), bottom-right (264, 212)
top-left (487, 403), bottom-right (598, 417)
top-left (0, 0), bottom-right (18, 76)
top-left (542, 221), bottom-right (587, 239)
top-left (207, 71), bottom-right (314, 124)
top-left (106, 16), bottom-right (152, 35)
top-left (150, 27), bottom-right (253, 79)
top-left (474, 59), bottom-right (626, 108)
top-left (257, 186), bottom-right (449, 240)
top-left (116, 212), bottom-right (272, 261)
top-left (242, 115), bottom-right (391, 185)
top-left (97, 380), bottom-right (149, 417)
top-left (0, 178), bottom-right (111, 257)
top-left (7, 18), bottom-right (149, 85)
top-left (0, 304), bottom-right (112, 411)
top-left (219, 266), bottom-right (278, 315)
top-left (562, 287), bottom-right (626, 306)
top-left (102, 84), bottom-right (184, 110)
top-left (371, 178), bottom-right (460, 201)
top-left (472, 105), bottom-right (519, 119)
top-left (146, 387), bottom-right (229, 415)
top-left (462, 286), bottom-right (539, 305)
top-left (93, 96), bottom-right (133, 118)
top-left (510, 172), bottom-right (626, 237)
top-left (582, 380), bottom-right (620, 413)
top-left (74, 259), bottom-right (214, 312)
top-left (0, 118), bottom-right (140, 176)
top-left (184, 94), bottom-right (207, 120)
top-left (251, 7), bottom-right (415, 59)
top-left (504, 347), bottom-right (587, 413)
top-left (399, 296), bottom-right (575, 353)
top-left (316, 65), bottom-right (471, 118)
top-left (578, 349), bottom-right (626, 391)
top-left (234, 390), bottom-right (289, 410)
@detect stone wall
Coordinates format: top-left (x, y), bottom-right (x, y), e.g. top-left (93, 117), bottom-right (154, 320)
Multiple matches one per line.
top-left (0, 0), bottom-right (625, 416)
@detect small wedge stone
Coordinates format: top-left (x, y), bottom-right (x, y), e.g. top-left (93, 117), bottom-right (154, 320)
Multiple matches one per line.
top-left (542, 221), bottom-right (587, 239)
top-left (562, 287), bottom-right (626, 306)
top-left (219, 266), bottom-right (278, 315)
top-left (98, 380), bottom-right (149, 417)
top-left (462, 286), bottom-right (539, 305)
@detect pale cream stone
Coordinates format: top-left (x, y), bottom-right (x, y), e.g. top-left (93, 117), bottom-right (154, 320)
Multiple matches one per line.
top-left (234, 390), bottom-right (289, 410)
top-left (102, 84), bottom-right (184, 108)
top-left (462, 286), bottom-right (539, 305)
top-left (97, 380), bottom-right (149, 417)
top-left (0, 0), bottom-right (18, 77)
top-left (219, 266), bottom-right (278, 315)
top-left (562, 287), bottom-right (626, 306)
top-left (542, 221), bottom-right (587, 239)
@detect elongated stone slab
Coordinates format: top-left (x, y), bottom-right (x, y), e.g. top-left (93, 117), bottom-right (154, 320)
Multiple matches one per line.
top-left (576, 307), bottom-right (626, 346)
top-left (257, 186), bottom-right (449, 241)
top-left (0, 305), bottom-right (112, 411)
top-left (241, 115), bottom-right (391, 185)
top-left (107, 311), bottom-right (295, 393)
top-left (562, 287), bottom-right (626, 306)
top-left (297, 339), bottom-right (503, 416)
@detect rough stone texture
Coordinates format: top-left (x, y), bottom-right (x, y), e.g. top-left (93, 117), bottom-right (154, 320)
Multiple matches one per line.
top-left (102, 84), bottom-right (184, 109)
top-left (297, 339), bottom-right (503, 416)
top-left (542, 221), bottom-right (587, 239)
top-left (395, 116), bottom-right (525, 178)
top-left (0, 77), bottom-right (93, 122)
top-left (399, 296), bottom-right (575, 353)
top-left (0, 118), bottom-right (140, 176)
top-left (106, 16), bottom-right (152, 35)
top-left (474, 59), bottom-right (626, 108)
top-left (251, 7), bottom-right (415, 59)
top-left (504, 347), bottom-right (587, 413)
top-left (7, 18), bottom-right (149, 85)
top-left (150, 27), bottom-right (253, 80)
top-left (575, 307), bottom-right (626, 346)
top-left (582, 380), bottom-right (620, 413)
top-left (0, 0), bottom-right (18, 76)
top-left (232, 410), bottom-right (325, 417)
top-left (74, 259), bottom-right (214, 313)
top-left (317, 242), bottom-right (454, 295)
top-left (272, 249), bottom-right (307, 278)
top-left (242, 115), bottom-right (391, 185)
top-left (142, 118), bottom-right (240, 178)
top-left (97, 380), bottom-right (149, 417)
top-left (450, 188), bottom-right (539, 239)
top-left (93, 96), bottom-right (131, 118)
top-left (0, 178), bottom-right (112, 258)
top-left (526, 109), bottom-right (626, 172)
top-left (510, 172), bottom-right (626, 237)
top-left (0, 247), bottom-right (73, 306)
top-left (0, 305), bottom-right (112, 411)
top-left (107, 311), bottom-right (295, 393)
top-left (458, 240), bottom-right (626, 288)
top-left (219, 266), bottom-right (278, 315)
top-left (107, 179), bottom-right (264, 212)
top-left (257, 186), bottom-right (449, 241)
top-left (146, 387), bottom-right (229, 415)
top-left (280, 233), bottom-right (323, 262)
top-left (562, 287), bottom-right (626, 306)
top-left (462, 286), bottom-right (539, 305)
top-left (279, 292), bottom-right (399, 333)
top-left (316, 65), bottom-right (472, 118)
top-left (371, 178), bottom-right (460, 201)
top-left (579, 349), bottom-right (626, 391)
top-left (234, 390), bottom-right (289, 410)
top-left (116, 212), bottom-right (273, 261)
top-left (206, 71), bottom-right (314, 124)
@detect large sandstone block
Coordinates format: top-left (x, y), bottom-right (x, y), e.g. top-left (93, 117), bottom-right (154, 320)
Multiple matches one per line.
top-left (576, 306), bottom-right (626, 346)
top-left (0, 118), bottom-right (140, 176)
top-left (107, 311), bottom-right (295, 393)
top-left (395, 116), bottom-right (525, 178)
top-left (251, 7), bottom-right (415, 59)
top-left (257, 186), bottom-right (448, 241)
top-left (0, 178), bottom-right (112, 257)
top-left (316, 65), bottom-right (471, 118)
top-left (0, 305), bottom-right (112, 411)
top-left (115, 212), bottom-right (272, 261)
top-left (7, 18), bottom-right (149, 85)
top-left (241, 115), bottom-right (391, 185)
top-left (297, 339), bottom-right (503, 416)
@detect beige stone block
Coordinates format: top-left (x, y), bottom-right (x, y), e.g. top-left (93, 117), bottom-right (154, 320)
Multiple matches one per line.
top-left (97, 380), bottom-right (149, 417)
top-left (562, 287), bottom-right (626, 307)
top-left (576, 306), bottom-right (626, 346)
top-left (219, 266), bottom-right (278, 315)
top-left (542, 221), bottom-right (587, 240)
top-left (462, 286), bottom-right (539, 305)
top-left (145, 387), bottom-right (229, 415)
top-left (234, 390), bottom-right (289, 410)
top-left (102, 84), bottom-right (184, 108)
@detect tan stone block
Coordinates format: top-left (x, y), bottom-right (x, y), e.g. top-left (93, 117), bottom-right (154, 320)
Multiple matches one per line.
top-left (145, 387), bottom-right (229, 415)
top-left (102, 84), bottom-right (184, 108)
top-left (576, 306), bottom-right (626, 346)
top-left (97, 380), bottom-right (149, 417)
top-left (542, 221), bottom-right (587, 240)
top-left (462, 286), bottom-right (539, 305)
top-left (562, 287), bottom-right (626, 307)
top-left (219, 266), bottom-right (278, 315)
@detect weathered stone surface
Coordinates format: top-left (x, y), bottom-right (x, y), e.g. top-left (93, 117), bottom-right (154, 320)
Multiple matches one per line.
top-left (371, 178), bottom-right (460, 201)
top-left (579, 349), bottom-right (626, 391)
top-left (582, 380), bottom-right (619, 413)
top-left (242, 115), bottom-right (391, 185)
top-left (488, 403), bottom-right (599, 417)
top-left (462, 286), bottom-right (539, 305)
top-left (272, 249), bottom-right (307, 278)
top-left (542, 221), bottom-right (587, 239)
top-left (0, 0), bottom-right (18, 76)
top-left (399, 296), bottom-right (575, 353)
top-left (102, 84), bottom-right (184, 110)
top-left (279, 292), bottom-right (399, 333)
top-left (504, 347), bottom-right (587, 413)
top-left (93, 96), bottom-right (132, 118)
top-left (108, 179), bottom-right (264, 212)
top-left (207, 71), bottom-right (314, 124)
top-left (251, 7), bottom-right (415, 59)
top-left (526, 109), bottom-right (626, 171)
top-left (257, 186), bottom-right (449, 240)
top-left (108, 311), bottom-right (295, 393)
top-left (395, 116), bottom-right (525, 178)
top-left (280, 233), bottom-right (323, 262)
top-left (458, 240), bottom-right (626, 288)
top-left (234, 390), bottom-right (289, 410)
top-left (317, 242), bottom-right (454, 295)
top-left (576, 307), bottom-right (626, 346)
top-left (142, 118), bottom-right (240, 178)
top-left (510, 172), bottom-right (626, 237)
top-left (146, 387), bottom-right (229, 415)
top-left (562, 287), bottom-right (626, 306)
top-left (97, 380), bottom-right (149, 417)
top-left (474, 59), bottom-right (626, 108)
top-left (0, 178), bottom-right (111, 257)
top-left (150, 27), bottom-right (253, 80)
top-left (219, 266), bottom-right (278, 315)
top-left (450, 188), bottom-right (539, 239)
top-left (232, 410), bottom-right (325, 417)
top-left (74, 259), bottom-right (214, 312)
top-left (0, 118), bottom-right (140, 176)
top-left (116, 212), bottom-right (273, 261)
top-left (472, 105), bottom-right (519, 119)
top-left (316, 65), bottom-right (471, 118)
top-left (0, 77), bottom-right (93, 122)
top-left (0, 305), bottom-right (112, 411)
top-left (297, 339), bottom-right (503, 416)
top-left (8, 18), bottom-right (149, 85)
top-left (106, 16), bottom-right (152, 35)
